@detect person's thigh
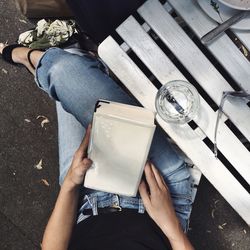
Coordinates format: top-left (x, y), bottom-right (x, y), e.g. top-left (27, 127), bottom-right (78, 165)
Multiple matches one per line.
top-left (148, 127), bottom-right (192, 232)
top-left (56, 101), bottom-right (85, 185)
top-left (35, 48), bottom-right (138, 128)
top-left (42, 48), bottom-right (136, 184)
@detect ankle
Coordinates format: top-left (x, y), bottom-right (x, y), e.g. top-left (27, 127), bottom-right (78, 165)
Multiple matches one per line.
top-left (12, 47), bottom-right (31, 64)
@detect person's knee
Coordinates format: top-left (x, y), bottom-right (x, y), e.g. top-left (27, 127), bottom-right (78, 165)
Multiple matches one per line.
top-left (49, 52), bottom-right (96, 82)
top-left (49, 54), bottom-right (75, 77)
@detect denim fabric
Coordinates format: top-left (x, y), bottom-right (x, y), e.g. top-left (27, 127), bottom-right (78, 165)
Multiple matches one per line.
top-left (35, 48), bottom-right (192, 232)
top-left (76, 192), bottom-right (145, 224)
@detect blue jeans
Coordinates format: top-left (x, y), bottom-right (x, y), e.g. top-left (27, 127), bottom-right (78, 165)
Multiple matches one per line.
top-left (35, 48), bottom-right (192, 232)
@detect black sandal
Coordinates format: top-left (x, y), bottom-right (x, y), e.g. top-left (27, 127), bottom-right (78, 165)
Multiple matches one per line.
top-left (2, 44), bottom-right (37, 73)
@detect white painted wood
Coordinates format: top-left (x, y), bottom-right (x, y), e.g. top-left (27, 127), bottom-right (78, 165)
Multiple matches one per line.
top-left (167, 0), bottom-right (250, 94)
top-left (120, 42), bottom-right (130, 53)
top-left (98, 37), bottom-right (157, 112)
top-left (156, 114), bottom-right (250, 226)
top-left (98, 37), bottom-right (250, 225)
top-left (190, 165), bottom-right (202, 186)
top-left (194, 127), bottom-right (206, 141)
top-left (116, 16), bottom-right (250, 185)
top-left (138, 0), bottom-right (250, 143)
top-left (163, 1), bottom-right (173, 13)
top-left (142, 22), bottom-right (150, 33)
top-left (189, 165), bottom-right (202, 202)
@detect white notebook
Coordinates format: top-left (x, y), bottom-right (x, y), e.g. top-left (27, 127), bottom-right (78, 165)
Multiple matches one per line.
top-left (84, 100), bottom-right (156, 197)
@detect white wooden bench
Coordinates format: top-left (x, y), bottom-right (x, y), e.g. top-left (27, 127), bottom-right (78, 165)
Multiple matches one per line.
top-left (98, 0), bottom-right (250, 225)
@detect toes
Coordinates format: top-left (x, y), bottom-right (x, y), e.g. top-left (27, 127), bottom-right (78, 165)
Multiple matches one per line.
top-left (0, 43), bottom-right (7, 54)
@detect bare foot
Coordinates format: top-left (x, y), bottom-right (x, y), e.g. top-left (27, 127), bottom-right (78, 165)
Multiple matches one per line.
top-left (0, 43), bottom-right (7, 54)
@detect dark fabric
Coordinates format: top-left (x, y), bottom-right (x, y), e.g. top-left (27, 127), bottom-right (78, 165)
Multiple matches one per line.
top-left (15, 0), bottom-right (72, 18)
top-left (66, 0), bottom-right (146, 43)
top-left (2, 44), bottom-right (24, 64)
top-left (82, 207), bottom-right (137, 215)
top-left (68, 212), bottom-right (171, 250)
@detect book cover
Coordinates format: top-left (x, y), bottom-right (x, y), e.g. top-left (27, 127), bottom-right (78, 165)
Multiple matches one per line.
top-left (84, 100), bottom-right (156, 197)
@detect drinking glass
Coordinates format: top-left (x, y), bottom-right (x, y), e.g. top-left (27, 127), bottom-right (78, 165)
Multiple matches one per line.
top-left (155, 80), bottom-right (200, 124)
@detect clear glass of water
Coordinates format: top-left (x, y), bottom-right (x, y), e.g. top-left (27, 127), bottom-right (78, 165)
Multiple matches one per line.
top-left (155, 80), bottom-right (200, 124)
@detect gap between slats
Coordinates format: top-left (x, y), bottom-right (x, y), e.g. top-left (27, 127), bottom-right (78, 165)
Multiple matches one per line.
top-left (137, 0), bottom-right (250, 147)
top-left (117, 17), bottom-right (250, 190)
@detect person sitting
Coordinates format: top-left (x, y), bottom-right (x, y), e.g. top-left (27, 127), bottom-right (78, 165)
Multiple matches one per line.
top-left (0, 38), bottom-right (194, 249)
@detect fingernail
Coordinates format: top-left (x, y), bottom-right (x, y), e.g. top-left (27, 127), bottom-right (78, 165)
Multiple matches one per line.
top-left (83, 158), bottom-right (92, 165)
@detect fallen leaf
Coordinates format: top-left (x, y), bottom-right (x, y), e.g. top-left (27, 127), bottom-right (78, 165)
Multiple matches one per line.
top-left (211, 209), bottom-right (215, 219)
top-left (243, 229), bottom-right (247, 234)
top-left (241, 45), bottom-right (249, 57)
top-left (36, 115), bottom-right (50, 128)
top-left (19, 19), bottom-right (27, 24)
top-left (1, 68), bottom-right (8, 74)
top-left (214, 200), bottom-right (220, 206)
top-left (34, 159), bottom-right (43, 170)
top-left (222, 223), bottom-right (227, 227)
top-left (218, 225), bottom-right (224, 230)
top-left (40, 179), bottom-right (50, 187)
top-left (37, 115), bottom-right (46, 119)
top-left (24, 119), bottom-right (31, 123)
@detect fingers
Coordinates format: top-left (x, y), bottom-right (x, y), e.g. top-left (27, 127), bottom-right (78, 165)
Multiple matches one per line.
top-left (150, 163), bottom-right (168, 190)
top-left (139, 180), bottom-right (150, 206)
top-left (65, 158), bottom-right (93, 187)
top-left (75, 158), bottom-right (92, 177)
top-left (82, 158), bottom-right (92, 168)
top-left (144, 162), bottom-right (159, 194)
top-left (79, 158), bottom-right (92, 174)
top-left (77, 124), bottom-right (92, 158)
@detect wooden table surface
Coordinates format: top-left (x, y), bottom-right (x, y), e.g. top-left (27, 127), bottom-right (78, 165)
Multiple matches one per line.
top-left (98, 0), bottom-right (250, 225)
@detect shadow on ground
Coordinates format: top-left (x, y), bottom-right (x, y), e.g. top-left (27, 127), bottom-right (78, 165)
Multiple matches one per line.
top-left (0, 0), bottom-right (249, 249)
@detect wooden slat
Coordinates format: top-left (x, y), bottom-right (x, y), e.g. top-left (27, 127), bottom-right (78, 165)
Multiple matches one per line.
top-left (137, 0), bottom-right (250, 143)
top-left (156, 114), bottom-right (250, 226)
top-left (116, 16), bottom-right (250, 185)
top-left (98, 37), bottom-right (250, 225)
top-left (167, 0), bottom-right (250, 93)
top-left (190, 165), bottom-right (202, 186)
top-left (98, 38), bottom-right (157, 111)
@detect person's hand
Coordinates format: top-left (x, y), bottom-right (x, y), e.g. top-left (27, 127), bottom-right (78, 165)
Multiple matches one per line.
top-left (63, 125), bottom-right (92, 190)
top-left (139, 162), bottom-right (182, 241)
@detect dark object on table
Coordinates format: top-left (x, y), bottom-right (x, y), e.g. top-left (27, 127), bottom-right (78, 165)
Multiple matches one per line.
top-left (201, 11), bottom-right (249, 45)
